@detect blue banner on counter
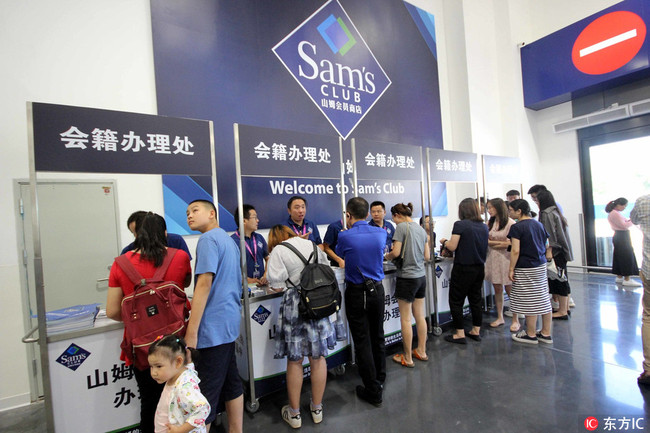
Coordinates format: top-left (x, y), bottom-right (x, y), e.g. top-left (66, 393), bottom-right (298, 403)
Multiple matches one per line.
top-left (482, 155), bottom-right (521, 183)
top-left (354, 138), bottom-right (422, 181)
top-left (239, 124), bottom-right (340, 179)
top-left (32, 102), bottom-right (212, 175)
top-left (427, 149), bottom-right (478, 183)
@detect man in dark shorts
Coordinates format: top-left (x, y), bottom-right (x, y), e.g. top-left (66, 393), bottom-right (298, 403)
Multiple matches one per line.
top-left (186, 199), bottom-right (243, 432)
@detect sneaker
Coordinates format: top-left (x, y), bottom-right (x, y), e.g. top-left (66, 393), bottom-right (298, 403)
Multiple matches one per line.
top-left (512, 330), bottom-right (538, 345)
top-left (282, 405), bottom-right (302, 429)
top-left (551, 300), bottom-right (560, 310)
top-left (310, 402), bottom-right (323, 424)
top-left (623, 279), bottom-right (641, 288)
top-left (616, 277), bottom-right (624, 284)
top-left (569, 297), bottom-right (576, 308)
top-left (504, 309), bottom-right (513, 317)
top-left (356, 385), bottom-right (382, 407)
top-left (535, 331), bottom-right (553, 344)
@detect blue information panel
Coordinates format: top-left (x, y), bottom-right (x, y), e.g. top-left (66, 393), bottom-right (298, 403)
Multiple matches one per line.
top-left (427, 149), bottom-right (478, 183)
top-left (32, 102), bottom-right (212, 175)
top-left (482, 155), bottom-right (521, 183)
top-left (237, 124), bottom-right (342, 228)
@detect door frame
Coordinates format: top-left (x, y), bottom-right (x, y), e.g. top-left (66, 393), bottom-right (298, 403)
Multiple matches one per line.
top-left (578, 113), bottom-right (650, 269)
top-left (14, 178), bottom-right (121, 402)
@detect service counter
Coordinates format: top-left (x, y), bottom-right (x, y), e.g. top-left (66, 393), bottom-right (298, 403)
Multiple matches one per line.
top-left (46, 316), bottom-right (140, 433)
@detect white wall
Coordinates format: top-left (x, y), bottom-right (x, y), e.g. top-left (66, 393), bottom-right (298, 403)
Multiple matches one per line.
top-left (0, 0), bottom-right (159, 409)
top-left (0, 0), bottom-right (627, 410)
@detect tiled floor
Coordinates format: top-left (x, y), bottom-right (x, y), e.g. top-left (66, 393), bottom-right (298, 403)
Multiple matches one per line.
top-left (2, 272), bottom-right (648, 432)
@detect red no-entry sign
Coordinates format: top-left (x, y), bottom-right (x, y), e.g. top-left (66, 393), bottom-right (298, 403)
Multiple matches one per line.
top-left (572, 10), bottom-right (646, 75)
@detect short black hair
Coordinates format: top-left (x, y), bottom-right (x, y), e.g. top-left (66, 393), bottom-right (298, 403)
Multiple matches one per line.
top-left (287, 196), bottom-right (307, 209)
top-left (506, 189), bottom-right (520, 197)
top-left (234, 204), bottom-right (255, 226)
top-left (346, 197), bottom-right (369, 220)
top-left (189, 199), bottom-right (217, 213)
top-left (370, 201), bottom-right (385, 210)
top-left (126, 210), bottom-right (147, 230)
top-left (527, 184), bottom-right (547, 195)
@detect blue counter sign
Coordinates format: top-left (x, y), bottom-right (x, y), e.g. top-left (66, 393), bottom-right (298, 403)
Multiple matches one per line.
top-left (56, 343), bottom-right (91, 371)
top-left (273, 0), bottom-right (391, 139)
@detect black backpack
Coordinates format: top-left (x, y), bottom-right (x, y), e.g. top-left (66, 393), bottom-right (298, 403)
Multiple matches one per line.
top-left (280, 241), bottom-right (342, 320)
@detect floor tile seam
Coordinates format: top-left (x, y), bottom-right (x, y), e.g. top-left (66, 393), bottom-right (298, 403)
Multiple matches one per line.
top-left (545, 345), bottom-right (641, 374)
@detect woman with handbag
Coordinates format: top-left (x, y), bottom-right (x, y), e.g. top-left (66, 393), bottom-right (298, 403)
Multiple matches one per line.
top-left (384, 203), bottom-right (429, 366)
top-left (537, 190), bottom-right (573, 320)
top-left (440, 198), bottom-right (489, 344)
top-left (606, 197), bottom-right (641, 288)
top-left (266, 225), bottom-right (335, 428)
top-left (106, 213), bottom-right (192, 433)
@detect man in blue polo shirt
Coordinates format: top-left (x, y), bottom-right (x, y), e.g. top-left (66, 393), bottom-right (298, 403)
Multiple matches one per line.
top-left (283, 195), bottom-right (323, 247)
top-left (323, 218), bottom-right (345, 267)
top-left (231, 204), bottom-right (269, 285)
top-left (368, 201), bottom-right (394, 253)
top-left (336, 197), bottom-right (387, 407)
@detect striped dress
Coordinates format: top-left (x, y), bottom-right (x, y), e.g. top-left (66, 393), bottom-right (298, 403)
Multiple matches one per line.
top-left (507, 218), bottom-right (552, 315)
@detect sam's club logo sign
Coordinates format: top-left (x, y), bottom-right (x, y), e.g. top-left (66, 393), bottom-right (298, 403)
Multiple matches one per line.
top-left (252, 305), bottom-right (271, 326)
top-left (273, 0), bottom-right (391, 139)
top-left (56, 343), bottom-right (91, 371)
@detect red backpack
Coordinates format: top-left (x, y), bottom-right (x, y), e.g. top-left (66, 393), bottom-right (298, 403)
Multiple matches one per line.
top-left (115, 248), bottom-right (190, 370)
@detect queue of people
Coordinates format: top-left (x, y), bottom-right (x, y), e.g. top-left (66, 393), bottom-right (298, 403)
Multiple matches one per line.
top-left (106, 187), bottom-right (646, 431)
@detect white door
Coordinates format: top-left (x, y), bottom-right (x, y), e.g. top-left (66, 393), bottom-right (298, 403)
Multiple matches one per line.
top-left (18, 180), bottom-right (121, 399)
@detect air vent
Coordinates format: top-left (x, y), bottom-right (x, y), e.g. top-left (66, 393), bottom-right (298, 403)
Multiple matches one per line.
top-left (553, 117), bottom-right (590, 133)
top-left (586, 106), bottom-right (629, 125)
top-left (629, 99), bottom-right (650, 116)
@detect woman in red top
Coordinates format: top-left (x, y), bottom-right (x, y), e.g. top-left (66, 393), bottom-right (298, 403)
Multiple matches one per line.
top-left (106, 212), bottom-right (191, 433)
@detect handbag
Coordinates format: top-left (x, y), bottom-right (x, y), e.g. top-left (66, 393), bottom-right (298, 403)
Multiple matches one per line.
top-left (547, 258), bottom-right (567, 282)
top-left (392, 223), bottom-right (410, 269)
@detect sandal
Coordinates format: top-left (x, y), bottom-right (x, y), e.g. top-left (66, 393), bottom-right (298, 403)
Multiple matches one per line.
top-left (392, 353), bottom-right (414, 368)
top-left (489, 320), bottom-right (504, 328)
top-left (509, 323), bottom-right (521, 333)
top-left (412, 349), bottom-right (429, 361)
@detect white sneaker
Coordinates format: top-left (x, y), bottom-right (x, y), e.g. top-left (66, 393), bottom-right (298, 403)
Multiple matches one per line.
top-left (615, 277), bottom-right (624, 284)
top-left (569, 297), bottom-right (576, 308)
top-left (310, 402), bottom-right (323, 424)
top-left (282, 405), bottom-right (302, 429)
top-left (623, 279), bottom-right (641, 288)
top-left (551, 300), bottom-right (560, 310)
top-left (504, 310), bottom-right (513, 317)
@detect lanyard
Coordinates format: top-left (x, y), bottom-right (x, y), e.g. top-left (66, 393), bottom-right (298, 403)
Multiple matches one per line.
top-left (290, 221), bottom-right (308, 236)
top-left (235, 231), bottom-right (258, 264)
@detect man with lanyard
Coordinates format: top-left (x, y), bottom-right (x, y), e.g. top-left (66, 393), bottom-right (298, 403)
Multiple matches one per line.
top-left (368, 201), bottom-right (394, 253)
top-left (283, 195), bottom-right (323, 248)
top-left (231, 204), bottom-right (269, 285)
top-left (336, 197), bottom-right (387, 407)
top-left (323, 218), bottom-right (345, 267)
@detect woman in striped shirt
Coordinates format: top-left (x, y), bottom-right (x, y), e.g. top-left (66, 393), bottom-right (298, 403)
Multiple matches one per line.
top-left (507, 200), bottom-right (554, 345)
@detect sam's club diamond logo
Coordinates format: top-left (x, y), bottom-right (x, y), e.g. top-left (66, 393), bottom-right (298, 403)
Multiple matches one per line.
top-left (56, 343), bottom-right (91, 371)
top-left (252, 305), bottom-right (271, 326)
top-left (273, 0), bottom-right (391, 139)
top-left (435, 265), bottom-right (443, 278)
